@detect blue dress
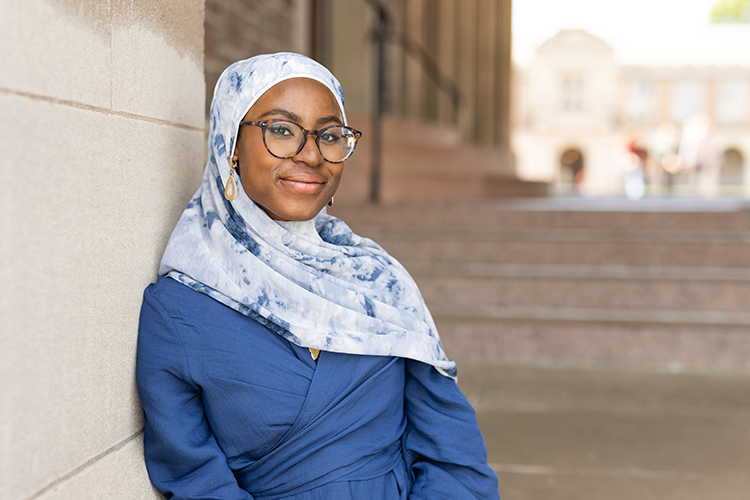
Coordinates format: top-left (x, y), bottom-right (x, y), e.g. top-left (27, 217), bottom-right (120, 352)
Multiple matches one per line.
top-left (137, 277), bottom-right (500, 499)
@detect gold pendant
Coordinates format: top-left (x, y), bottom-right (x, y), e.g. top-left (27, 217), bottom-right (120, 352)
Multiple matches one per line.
top-left (224, 174), bottom-right (237, 200)
top-left (309, 348), bottom-right (320, 361)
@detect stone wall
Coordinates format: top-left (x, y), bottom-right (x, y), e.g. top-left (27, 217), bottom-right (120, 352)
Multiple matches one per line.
top-left (0, 1), bottom-right (205, 498)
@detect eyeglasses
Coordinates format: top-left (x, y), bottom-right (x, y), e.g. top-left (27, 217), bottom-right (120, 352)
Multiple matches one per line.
top-left (239, 119), bottom-right (362, 163)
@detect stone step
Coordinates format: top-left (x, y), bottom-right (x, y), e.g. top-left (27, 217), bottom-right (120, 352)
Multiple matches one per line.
top-left (434, 316), bottom-right (750, 373)
top-left (373, 231), bottom-right (750, 267)
top-left (330, 199), bottom-right (750, 373)
top-left (337, 116), bottom-right (534, 204)
top-left (347, 114), bottom-right (463, 149)
top-left (338, 144), bottom-right (533, 203)
top-left (331, 198), bottom-right (750, 232)
top-left (412, 265), bottom-right (750, 312)
top-left (431, 302), bottom-right (750, 326)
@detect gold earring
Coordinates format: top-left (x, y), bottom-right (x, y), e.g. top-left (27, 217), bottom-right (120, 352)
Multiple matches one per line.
top-left (328, 196), bottom-right (334, 207)
top-left (224, 160), bottom-right (238, 201)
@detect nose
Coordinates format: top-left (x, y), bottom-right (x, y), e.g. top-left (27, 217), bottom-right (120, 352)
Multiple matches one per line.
top-left (294, 132), bottom-right (325, 165)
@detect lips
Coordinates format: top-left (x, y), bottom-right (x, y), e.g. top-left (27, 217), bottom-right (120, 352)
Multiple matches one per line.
top-left (278, 172), bottom-right (327, 195)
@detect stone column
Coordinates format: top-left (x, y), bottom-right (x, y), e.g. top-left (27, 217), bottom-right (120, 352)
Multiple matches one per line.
top-left (476, 0), bottom-right (498, 146)
top-left (494, 0), bottom-right (513, 158)
top-left (436, 0), bottom-right (458, 125)
top-left (0, 1), bottom-right (205, 498)
top-left (455, 0), bottom-right (479, 142)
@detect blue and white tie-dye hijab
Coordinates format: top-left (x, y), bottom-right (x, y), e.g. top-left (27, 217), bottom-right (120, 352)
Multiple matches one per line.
top-left (159, 53), bottom-right (457, 379)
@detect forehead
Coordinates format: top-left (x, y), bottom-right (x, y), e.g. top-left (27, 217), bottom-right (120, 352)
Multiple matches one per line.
top-left (249, 78), bottom-right (341, 114)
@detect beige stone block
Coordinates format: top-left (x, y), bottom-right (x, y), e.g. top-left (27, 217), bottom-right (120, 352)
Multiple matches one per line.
top-left (0, 91), bottom-right (204, 499)
top-left (0, 0), bottom-right (111, 107)
top-left (111, 0), bottom-right (205, 127)
top-left (34, 434), bottom-right (163, 500)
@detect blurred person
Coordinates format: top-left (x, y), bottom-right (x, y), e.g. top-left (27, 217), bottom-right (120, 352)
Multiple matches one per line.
top-left (135, 53), bottom-right (500, 500)
top-left (678, 114), bottom-right (719, 196)
top-left (652, 122), bottom-right (681, 193)
top-left (621, 137), bottom-right (648, 200)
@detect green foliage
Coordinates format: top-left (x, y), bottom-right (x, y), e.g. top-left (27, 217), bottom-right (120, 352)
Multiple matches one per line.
top-left (711, 0), bottom-right (750, 23)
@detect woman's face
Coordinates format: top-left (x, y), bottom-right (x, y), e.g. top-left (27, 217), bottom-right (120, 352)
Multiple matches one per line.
top-left (232, 78), bottom-right (345, 221)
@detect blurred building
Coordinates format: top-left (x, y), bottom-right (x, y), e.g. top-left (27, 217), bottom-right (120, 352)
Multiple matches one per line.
top-left (513, 29), bottom-right (750, 197)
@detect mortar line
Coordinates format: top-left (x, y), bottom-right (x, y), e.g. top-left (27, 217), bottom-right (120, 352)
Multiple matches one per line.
top-left (432, 304), bottom-right (750, 326)
top-left (489, 462), bottom-right (750, 482)
top-left (408, 262), bottom-right (750, 281)
top-left (25, 428), bottom-right (144, 500)
top-left (0, 87), bottom-right (203, 132)
top-left (109, 0), bottom-right (113, 111)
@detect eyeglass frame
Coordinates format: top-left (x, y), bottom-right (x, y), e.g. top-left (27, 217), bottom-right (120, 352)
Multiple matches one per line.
top-left (239, 119), bottom-right (363, 164)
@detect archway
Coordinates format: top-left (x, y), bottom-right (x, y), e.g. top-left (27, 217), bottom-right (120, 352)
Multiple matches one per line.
top-left (559, 148), bottom-right (584, 189)
top-left (720, 148), bottom-right (744, 186)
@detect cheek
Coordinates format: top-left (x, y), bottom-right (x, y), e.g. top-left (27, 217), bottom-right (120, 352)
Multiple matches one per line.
top-left (330, 164), bottom-right (345, 188)
top-left (239, 160), bottom-right (273, 196)
top-left (237, 144), bottom-right (273, 189)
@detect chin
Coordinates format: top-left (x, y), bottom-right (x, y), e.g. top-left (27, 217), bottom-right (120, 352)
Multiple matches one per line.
top-left (267, 203), bottom-right (324, 222)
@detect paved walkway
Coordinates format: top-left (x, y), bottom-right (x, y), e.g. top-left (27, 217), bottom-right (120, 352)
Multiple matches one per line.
top-left (456, 362), bottom-right (750, 500)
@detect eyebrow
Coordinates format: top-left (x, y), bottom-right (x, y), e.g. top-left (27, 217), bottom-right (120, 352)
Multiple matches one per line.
top-left (257, 108), bottom-right (343, 127)
top-left (316, 115), bottom-right (343, 126)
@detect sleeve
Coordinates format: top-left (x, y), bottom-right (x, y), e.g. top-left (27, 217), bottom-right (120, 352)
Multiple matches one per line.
top-left (402, 359), bottom-right (500, 500)
top-left (136, 286), bottom-right (253, 500)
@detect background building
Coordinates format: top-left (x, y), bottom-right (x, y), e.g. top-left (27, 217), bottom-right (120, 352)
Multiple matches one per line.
top-left (513, 28), bottom-right (750, 197)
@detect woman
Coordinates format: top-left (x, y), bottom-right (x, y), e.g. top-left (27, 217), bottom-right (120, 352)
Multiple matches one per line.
top-left (137, 53), bottom-right (500, 500)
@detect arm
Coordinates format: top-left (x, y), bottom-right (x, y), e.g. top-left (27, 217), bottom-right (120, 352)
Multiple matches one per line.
top-left (402, 359), bottom-right (500, 500)
top-left (137, 286), bottom-right (253, 500)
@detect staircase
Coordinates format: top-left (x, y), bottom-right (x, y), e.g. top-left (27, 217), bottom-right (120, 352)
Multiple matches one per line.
top-left (336, 115), bottom-right (548, 204)
top-left (330, 197), bottom-right (750, 373)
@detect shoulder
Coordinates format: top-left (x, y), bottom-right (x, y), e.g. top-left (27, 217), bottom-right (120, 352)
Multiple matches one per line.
top-left (143, 276), bottom-right (247, 329)
top-left (140, 276), bottom-right (290, 356)
top-left (144, 275), bottom-right (216, 314)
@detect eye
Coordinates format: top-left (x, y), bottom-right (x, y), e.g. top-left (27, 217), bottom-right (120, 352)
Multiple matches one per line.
top-left (267, 122), bottom-right (296, 139)
top-left (319, 128), bottom-right (341, 144)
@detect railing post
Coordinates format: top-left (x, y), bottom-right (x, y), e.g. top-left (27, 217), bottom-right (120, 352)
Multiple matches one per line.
top-left (370, 5), bottom-right (387, 205)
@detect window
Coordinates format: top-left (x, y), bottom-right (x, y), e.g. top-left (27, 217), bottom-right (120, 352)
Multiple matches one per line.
top-left (560, 75), bottom-right (586, 112)
top-left (628, 81), bottom-right (656, 122)
top-left (671, 80), bottom-right (703, 122)
top-left (716, 81), bottom-right (749, 124)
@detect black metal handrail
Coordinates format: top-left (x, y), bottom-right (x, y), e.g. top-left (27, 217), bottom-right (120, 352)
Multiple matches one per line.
top-left (392, 31), bottom-right (462, 123)
top-left (362, 0), bottom-right (462, 203)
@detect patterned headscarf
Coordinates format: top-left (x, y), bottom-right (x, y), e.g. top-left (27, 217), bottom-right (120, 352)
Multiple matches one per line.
top-left (159, 53), bottom-right (456, 379)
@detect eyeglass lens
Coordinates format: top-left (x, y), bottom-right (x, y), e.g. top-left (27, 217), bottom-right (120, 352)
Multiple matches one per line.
top-left (265, 121), bottom-right (357, 163)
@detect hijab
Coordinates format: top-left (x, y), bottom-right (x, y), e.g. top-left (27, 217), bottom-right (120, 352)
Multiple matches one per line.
top-left (159, 53), bottom-right (457, 379)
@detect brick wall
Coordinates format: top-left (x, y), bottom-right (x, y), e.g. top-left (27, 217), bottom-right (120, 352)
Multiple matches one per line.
top-left (204, 0), bottom-right (308, 115)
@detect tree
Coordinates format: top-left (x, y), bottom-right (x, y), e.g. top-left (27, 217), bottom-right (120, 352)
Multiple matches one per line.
top-left (710, 0), bottom-right (750, 23)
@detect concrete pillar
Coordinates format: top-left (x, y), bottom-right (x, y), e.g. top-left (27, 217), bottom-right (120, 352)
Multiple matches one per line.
top-left (494, 0), bottom-right (513, 155)
top-left (423, 1), bottom-right (441, 122)
top-left (0, 1), bottom-right (205, 498)
top-left (436, 0), bottom-right (457, 125)
top-left (476, 0), bottom-right (498, 146)
top-left (404, 0), bottom-right (427, 119)
top-left (455, 0), bottom-right (479, 142)
top-left (329, 0), bottom-right (373, 116)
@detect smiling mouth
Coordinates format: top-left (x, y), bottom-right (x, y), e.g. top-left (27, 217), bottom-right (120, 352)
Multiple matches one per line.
top-left (279, 174), bottom-right (327, 194)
